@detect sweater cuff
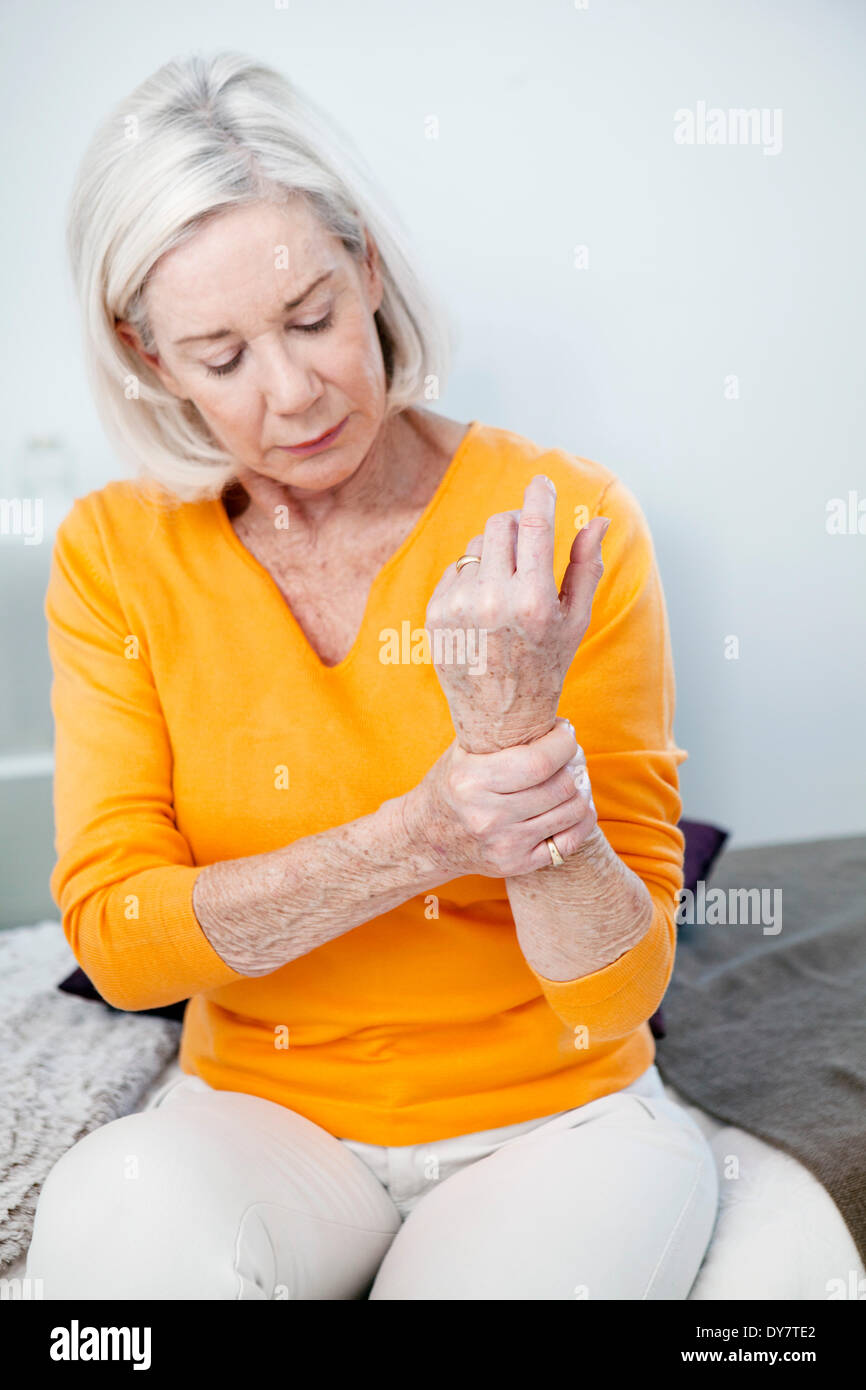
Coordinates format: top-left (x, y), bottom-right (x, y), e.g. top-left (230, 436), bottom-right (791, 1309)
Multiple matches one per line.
top-left (526, 898), bottom-right (673, 1029)
top-left (88, 865), bottom-right (250, 1010)
top-left (148, 865), bottom-right (249, 996)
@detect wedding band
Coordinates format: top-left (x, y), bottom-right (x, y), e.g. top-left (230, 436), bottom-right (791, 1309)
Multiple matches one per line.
top-left (546, 836), bottom-right (565, 868)
top-left (455, 554), bottom-right (482, 573)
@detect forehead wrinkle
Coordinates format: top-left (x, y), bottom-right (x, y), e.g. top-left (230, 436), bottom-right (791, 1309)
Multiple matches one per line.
top-left (150, 205), bottom-right (336, 346)
top-left (164, 265), bottom-right (337, 348)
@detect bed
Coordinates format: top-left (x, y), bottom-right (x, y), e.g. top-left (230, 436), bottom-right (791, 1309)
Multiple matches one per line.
top-left (2, 831), bottom-right (864, 1298)
top-left (3, 1047), bottom-right (858, 1299)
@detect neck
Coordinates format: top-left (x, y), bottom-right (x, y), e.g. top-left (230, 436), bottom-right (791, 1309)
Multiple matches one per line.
top-left (225, 408), bottom-right (433, 546)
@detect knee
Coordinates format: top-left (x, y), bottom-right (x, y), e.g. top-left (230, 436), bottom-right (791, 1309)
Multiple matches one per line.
top-left (634, 1095), bottom-right (719, 1217)
top-left (622, 1096), bottom-right (720, 1296)
top-left (26, 1109), bottom-right (240, 1299)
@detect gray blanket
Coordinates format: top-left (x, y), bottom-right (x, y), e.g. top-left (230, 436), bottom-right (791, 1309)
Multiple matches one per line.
top-left (655, 833), bottom-right (866, 1266)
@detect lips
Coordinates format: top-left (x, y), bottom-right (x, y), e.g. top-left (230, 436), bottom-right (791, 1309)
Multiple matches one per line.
top-left (278, 416), bottom-right (348, 451)
top-left (295, 423), bottom-right (339, 447)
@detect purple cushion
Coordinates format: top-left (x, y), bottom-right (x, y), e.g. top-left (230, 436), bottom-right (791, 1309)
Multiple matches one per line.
top-left (680, 818), bottom-right (730, 905)
top-left (57, 966), bottom-right (186, 1022)
top-left (648, 817), bottom-right (730, 1038)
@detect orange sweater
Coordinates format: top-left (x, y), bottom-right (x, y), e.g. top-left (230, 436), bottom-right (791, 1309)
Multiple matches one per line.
top-left (45, 420), bottom-right (687, 1144)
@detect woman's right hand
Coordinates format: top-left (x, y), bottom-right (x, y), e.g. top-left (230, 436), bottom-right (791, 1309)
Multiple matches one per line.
top-left (399, 718), bottom-right (596, 879)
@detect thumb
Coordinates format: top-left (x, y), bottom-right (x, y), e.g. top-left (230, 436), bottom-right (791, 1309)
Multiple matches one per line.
top-left (559, 516), bottom-right (610, 629)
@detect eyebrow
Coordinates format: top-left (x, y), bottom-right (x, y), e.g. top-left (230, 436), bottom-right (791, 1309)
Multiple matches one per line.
top-left (173, 271), bottom-right (334, 346)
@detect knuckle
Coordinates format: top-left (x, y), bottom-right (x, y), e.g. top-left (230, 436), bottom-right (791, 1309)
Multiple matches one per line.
top-left (570, 801), bottom-right (597, 844)
top-left (559, 825), bottom-right (584, 856)
top-left (559, 725), bottom-right (580, 759)
top-left (563, 794), bottom-right (588, 831)
top-left (486, 833), bottom-right (512, 873)
top-left (562, 769), bottom-right (579, 799)
top-left (450, 772), bottom-right (473, 804)
top-left (512, 593), bottom-right (547, 624)
top-left (522, 749), bottom-right (550, 787)
top-left (485, 511), bottom-right (517, 533)
top-left (464, 805), bottom-right (492, 836)
top-left (474, 590), bottom-right (501, 624)
top-left (571, 764), bottom-right (591, 794)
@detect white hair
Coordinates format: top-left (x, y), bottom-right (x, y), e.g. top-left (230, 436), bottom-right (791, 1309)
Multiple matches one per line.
top-left (66, 50), bottom-right (453, 504)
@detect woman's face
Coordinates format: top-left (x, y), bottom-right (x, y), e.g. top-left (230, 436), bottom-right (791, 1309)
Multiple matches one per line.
top-left (117, 198), bottom-right (387, 494)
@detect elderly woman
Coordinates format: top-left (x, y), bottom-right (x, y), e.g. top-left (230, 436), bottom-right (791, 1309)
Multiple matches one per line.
top-left (26, 51), bottom-right (717, 1300)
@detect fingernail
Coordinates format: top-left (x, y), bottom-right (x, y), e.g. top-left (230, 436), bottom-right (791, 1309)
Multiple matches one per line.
top-left (598, 517), bottom-right (611, 538)
top-left (541, 475), bottom-right (557, 495)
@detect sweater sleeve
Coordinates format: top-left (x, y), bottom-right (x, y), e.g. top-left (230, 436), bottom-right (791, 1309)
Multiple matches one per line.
top-left (45, 496), bottom-right (249, 1010)
top-left (525, 473), bottom-right (687, 1040)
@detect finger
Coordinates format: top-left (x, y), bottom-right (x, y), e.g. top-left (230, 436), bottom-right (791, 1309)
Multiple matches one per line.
top-left (559, 515), bottom-right (610, 633)
top-left (477, 510), bottom-right (521, 581)
top-left (570, 762), bottom-right (593, 804)
top-left (427, 561), bottom-right (459, 606)
top-left (526, 801), bottom-right (599, 871)
top-left (494, 739), bottom-right (589, 811)
top-left (431, 532), bottom-right (484, 602)
top-left (480, 718), bottom-right (578, 793)
top-left (515, 475), bottom-right (557, 586)
top-left (519, 789), bottom-right (595, 844)
top-left (496, 757), bottom-right (586, 819)
top-left (452, 533), bottom-right (485, 595)
top-left (477, 511), bottom-right (519, 582)
top-left (551, 800), bottom-right (599, 854)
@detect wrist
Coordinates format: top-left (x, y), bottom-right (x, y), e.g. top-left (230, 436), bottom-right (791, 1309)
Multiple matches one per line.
top-left (455, 712), bottom-right (559, 755)
top-left (378, 786), bottom-right (449, 890)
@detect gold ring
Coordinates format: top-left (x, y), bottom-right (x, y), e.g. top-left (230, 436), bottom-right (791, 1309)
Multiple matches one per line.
top-left (546, 836), bottom-right (565, 868)
top-left (455, 554), bottom-right (482, 573)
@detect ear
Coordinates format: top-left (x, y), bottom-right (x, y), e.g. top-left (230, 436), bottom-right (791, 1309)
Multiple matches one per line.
top-left (361, 228), bottom-right (384, 316)
top-left (114, 318), bottom-right (187, 401)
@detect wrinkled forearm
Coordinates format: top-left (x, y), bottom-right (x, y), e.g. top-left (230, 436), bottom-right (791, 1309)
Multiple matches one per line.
top-left (505, 824), bottom-right (654, 981)
top-left (192, 794), bottom-right (444, 977)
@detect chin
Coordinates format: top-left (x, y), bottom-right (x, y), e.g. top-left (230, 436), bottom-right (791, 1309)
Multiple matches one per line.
top-left (267, 451), bottom-right (360, 492)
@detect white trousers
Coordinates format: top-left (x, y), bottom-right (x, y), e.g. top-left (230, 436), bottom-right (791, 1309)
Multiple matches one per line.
top-left (25, 1062), bottom-right (719, 1300)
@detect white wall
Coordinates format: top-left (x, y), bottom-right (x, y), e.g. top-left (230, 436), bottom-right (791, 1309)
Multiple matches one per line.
top-left (1, 0), bottom-right (864, 917)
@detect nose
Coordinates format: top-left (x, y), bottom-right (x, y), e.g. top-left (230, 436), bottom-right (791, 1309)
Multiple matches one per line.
top-left (255, 335), bottom-right (324, 416)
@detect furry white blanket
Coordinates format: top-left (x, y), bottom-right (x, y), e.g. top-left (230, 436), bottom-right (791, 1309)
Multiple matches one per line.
top-left (1, 923), bottom-right (861, 1298)
top-left (0, 922), bottom-right (181, 1273)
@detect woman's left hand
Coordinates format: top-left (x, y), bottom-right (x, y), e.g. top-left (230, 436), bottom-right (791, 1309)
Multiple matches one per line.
top-left (424, 475), bottom-right (610, 755)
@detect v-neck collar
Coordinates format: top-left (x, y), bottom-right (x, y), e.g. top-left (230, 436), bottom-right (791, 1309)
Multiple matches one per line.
top-left (210, 419), bottom-right (480, 675)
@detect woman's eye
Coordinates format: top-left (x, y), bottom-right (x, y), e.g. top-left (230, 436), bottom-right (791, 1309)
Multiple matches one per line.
top-left (296, 311), bottom-right (333, 335)
top-left (203, 312), bottom-right (333, 377)
top-left (205, 354), bottom-right (243, 377)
